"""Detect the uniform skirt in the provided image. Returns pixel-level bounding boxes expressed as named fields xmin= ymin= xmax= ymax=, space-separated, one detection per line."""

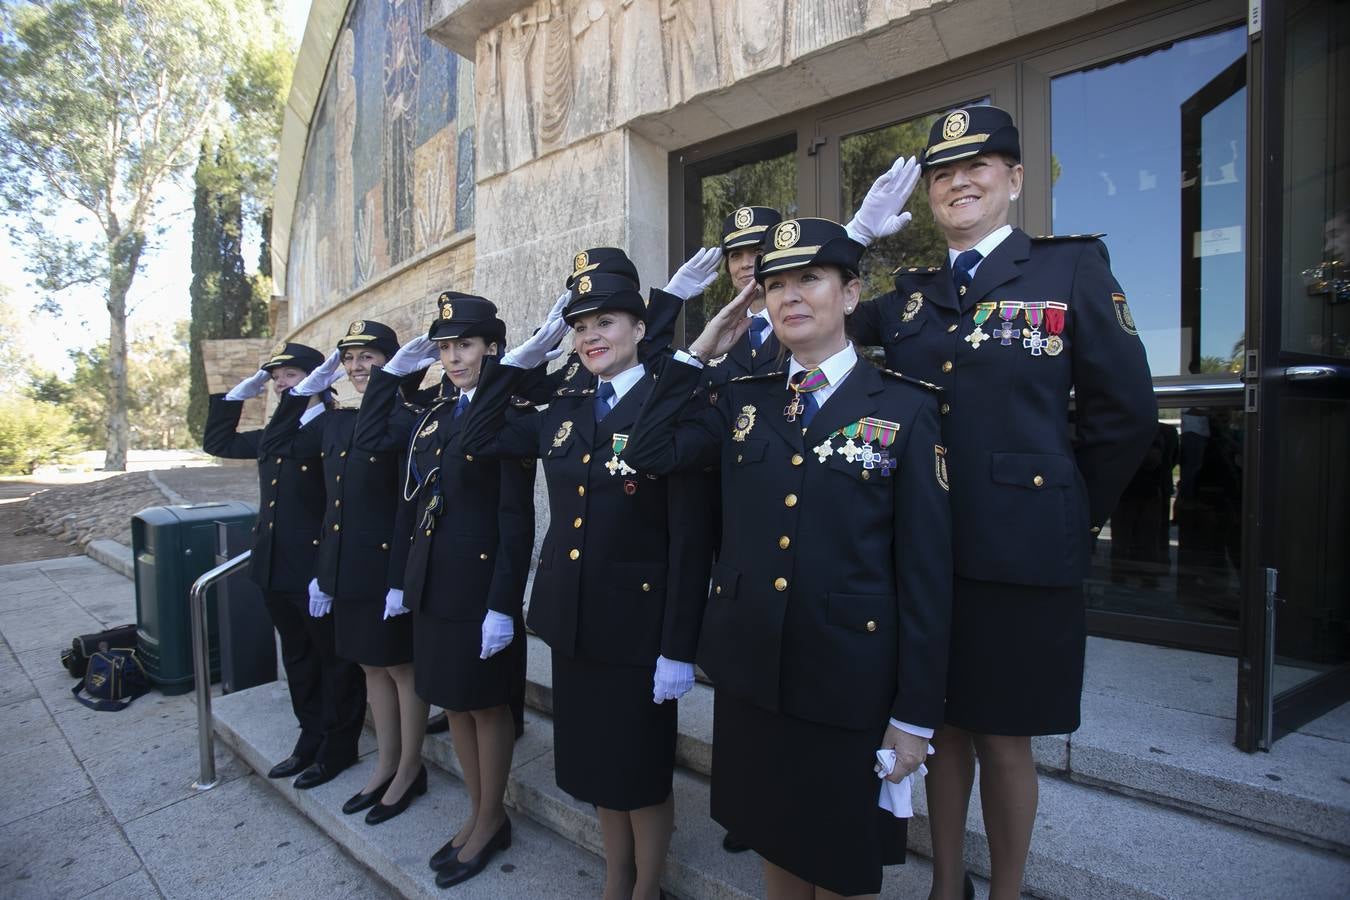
xmin=551 ymin=650 xmax=676 ymax=811
xmin=414 ymin=610 xmax=524 ymax=714
xmin=710 ymin=691 xmax=906 ymax=897
xmin=944 ymin=578 xmax=1086 ymax=735
xmin=334 ymin=594 xmax=414 ymax=668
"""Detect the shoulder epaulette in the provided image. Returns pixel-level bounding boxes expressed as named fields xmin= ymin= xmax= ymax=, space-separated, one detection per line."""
xmin=555 ymin=386 xmax=595 ymax=397
xmin=510 ymin=395 xmax=534 ymax=408
xmin=730 ymin=371 xmax=785 ymax=383
xmin=1031 ymin=232 xmax=1105 ymax=241
xmin=880 ymin=368 xmax=943 ymax=393
xmin=891 ymin=264 xmax=943 ymax=276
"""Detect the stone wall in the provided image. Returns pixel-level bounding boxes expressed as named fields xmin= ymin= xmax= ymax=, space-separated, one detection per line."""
xmin=201 ymin=338 xmax=275 ymax=430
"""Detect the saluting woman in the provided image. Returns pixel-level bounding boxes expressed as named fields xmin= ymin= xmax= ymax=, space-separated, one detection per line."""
xmin=259 ymin=320 xmax=430 ymax=824
xmin=624 ymin=217 xmax=954 ymax=900
xmin=352 ymin=293 xmax=535 ymax=887
xmin=202 ymin=343 xmax=366 ymax=786
xmin=459 ymin=274 xmax=713 ymax=900
xmin=845 ymin=107 xmax=1156 ymax=900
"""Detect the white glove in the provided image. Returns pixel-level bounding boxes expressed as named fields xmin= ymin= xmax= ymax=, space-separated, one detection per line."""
xmin=225 ymin=369 xmax=271 ymax=401
xmin=844 ymin=155 xmax=921 ymax=246
xmin=383 ymin=588 xmax=409 ymax=620
xmin=652 ymin=655 xmax=696 ymax=703
xmin=307 ymin=578 xmax=332 ymax=617
xmin=383 ymin=336 xmax=438 ymax=377
xmin=662 ymin=247 xmax=723 ymax=300
xmin=479 ymin=609 xmax=515 ymax=659
xmin=502 ymin=292 xmax=571 ymax=369
xmin=295 ymin=349 xmax=345 ymax=396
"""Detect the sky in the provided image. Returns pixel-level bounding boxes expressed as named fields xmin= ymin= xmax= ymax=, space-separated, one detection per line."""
xmin=1 ymin=0 xmax=313 ymax=379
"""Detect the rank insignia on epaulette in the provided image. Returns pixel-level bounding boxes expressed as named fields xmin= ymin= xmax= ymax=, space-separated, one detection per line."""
xmin=731 ymin=405 xmax=756 ymax=442
xmin=1032 ymin=232 xmax=1106 ymax=241
xmin=892 ymin=264 xmax=941 ymax=275
xmin=552 ymin=421 xmax=573 ymax=447
xmin=417 ymin=420 xmax=439 ymax=439
xmin=935 ymin=444 xmax=950 ymax=491
xmin=706 ymin=354 xmax=727 ymax=367
xmin=510 ymin=396 xmax=533 ymax=408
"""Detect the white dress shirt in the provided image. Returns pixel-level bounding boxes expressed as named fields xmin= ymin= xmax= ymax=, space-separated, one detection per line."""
xmin=948 ymin=223 xmax=1013 ymax=278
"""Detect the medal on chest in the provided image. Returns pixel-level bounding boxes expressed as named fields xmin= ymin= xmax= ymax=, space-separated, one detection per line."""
xmin=1044 ymin=302 xmax=1067 ymax=356
xmin=1022 ymin=303 xmax=1047 ymax=356
xmin=995 ymin=302 xmax=1023 ymax=346
xmin=606 ymin=433 xmax=637 ymax=477
xmin=965 ymin=302 xmax=997 ymax=349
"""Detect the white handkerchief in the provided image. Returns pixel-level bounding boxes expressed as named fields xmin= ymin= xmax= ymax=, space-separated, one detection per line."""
xmin=875 ymin=744 xmax=935 ymax=819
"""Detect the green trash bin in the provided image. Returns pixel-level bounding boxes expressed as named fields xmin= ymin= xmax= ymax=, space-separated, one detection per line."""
xmin=132 ymin=502 xmax=257 ymax=695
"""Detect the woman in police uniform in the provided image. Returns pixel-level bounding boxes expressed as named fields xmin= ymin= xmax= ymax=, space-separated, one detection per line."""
xmin=260 ymin=320 xmax=431 ymax=825
xmin=353 ymin=294 xmax=535 ymax=886
xmin=845 ymin=107 xmax=1156 ymax=900
xmin=625 ymin=217 xmax=953 ymax=899
xmin=203 ymin=343 xmax=366 ymax=785
xmin=699 ymin=205 xmax=784 ymax=389
xmin=459 ymin=275 xmax=713 ymax=900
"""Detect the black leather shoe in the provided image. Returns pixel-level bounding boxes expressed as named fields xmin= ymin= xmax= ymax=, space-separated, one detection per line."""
xmin=426 ymin=712 xmax=450 ymax=734
xmin=268 ymin=754 xmax=313 ymax=779
xmin=722 ymin=832 xmax=750 ymax=853
xmin=292 ymin=758 xmax=355 ymax=790
xmin=434 ymin=817 xmax=512 ymax=887
xmin=429 ymin=834 xmax=465 ymax=872
xmin=342 ymin=773 xmax=396 ymax=815
xmin=365 ymin=765 xmax=427 ymax=825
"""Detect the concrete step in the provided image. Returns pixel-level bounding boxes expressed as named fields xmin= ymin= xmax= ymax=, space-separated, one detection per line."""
xmin=522 ymin=635 xmax=1350 ymax=854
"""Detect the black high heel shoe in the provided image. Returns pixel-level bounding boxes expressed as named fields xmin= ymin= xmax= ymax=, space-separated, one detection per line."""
xmin=342 ymin=772 xmax=396 ymax=815
xmin=364 ymin=765 xmax=427 ymax=825
xmin=434 ymin=817 xmax=512 ymax=887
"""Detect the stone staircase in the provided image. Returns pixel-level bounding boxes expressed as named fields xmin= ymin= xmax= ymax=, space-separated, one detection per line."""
xmin=212 ymin=635 xmax=1350 ymax=899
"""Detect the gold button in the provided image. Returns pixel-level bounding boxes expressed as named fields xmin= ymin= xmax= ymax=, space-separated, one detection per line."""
xmin=300 ymin=465 xmax=308 ymax=472
xmin=312 ymin=538 xmax=319 ymax=546
xmin=862 ymin=470 xmax=870 ymax=480
xmin=715 ymin=585 xmax=722 ymax=595
xmin=866 ymin=620 xmax=877 ymax=632
xmin=940 ymin=403 xmax=951 ymax=415
xmin=1033 ymin=475 xmax=1045 ymax=487
xmin=334 ymin=499 xmax=341 ymax=507
xmin=947 ymin=323 xmax=958 ymax=333
xmin=465 ymin=454 xmax=474 ymax=461
xmin=380 ymin=542 xmax=389 ymax=551
xmin=270 ymin=478 xmax=278 ymax=486
xmin=320 ymin=452 xmax=326 ymax=458
xmin=332 ymin=524 xmax=340 ymax=532
xmin=435 ymin=448 xmax=442 ymax=455
xmin=641 ymin=583 xmax=651 ymax=592
xmin=736 ymin=454 xmax=743 ymax=463
xmin=269 ymin=523 xmax=274 ymax=529
xmin=573 ymin=517 xmax=583 ymax=528
xmin=577 ymin=485 xmax=585 ymax=497
xmin=480 ymin=553 xmax=489 ymax=560
xmin=784 ymin=493 xmax=797 ymax=508
xmin=276 ymin=457 xmax=283 ymax=464
xmin=778 ymin=536 xmax=790 ymax=550
xmin=581 ymin=453 xmax=591 ymax=464
xmin=335 ymin=475 xmax=342 ymax=482
xmin=369 ymin=456 xmax=376 ymax=463
xmin=426 ymin=529 xmax=433 ymax=536
xmin=340 ymin=450 xmax=347 ymax=457
xmin=773 ymin=577 xmax=788 ymax=592
xmin=1090 ymin=525 xmax=1102 ymax=534
xmin=267 ymin=500 xmax=275 ymax=508
xmin=942 ymin=360 xmax=953 ymax=373
xmin=569 ymin=549 xmax=580 ymax=560
xmin=790 ymin=454 xmax=803 ymax=467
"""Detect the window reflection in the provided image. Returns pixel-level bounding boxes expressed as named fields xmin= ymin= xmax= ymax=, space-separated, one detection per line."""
xmin=1089 ymin=406 xmax=1243 ymax=628
xmin=1052 ymin=26 xmax=1247 ymax=377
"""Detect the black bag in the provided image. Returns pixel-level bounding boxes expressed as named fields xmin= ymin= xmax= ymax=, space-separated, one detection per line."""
xmin=72 ymin=648 xmax=150 ymax=711
xmin=60 ymin=624 xmax=137 ymax=678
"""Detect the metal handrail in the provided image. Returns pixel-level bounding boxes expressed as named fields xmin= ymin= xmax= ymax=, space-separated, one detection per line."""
xmin=189 ymin=550 xmax=252 ymax=791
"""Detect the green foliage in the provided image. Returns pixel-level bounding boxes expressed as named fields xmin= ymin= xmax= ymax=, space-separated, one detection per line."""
xmin=58 ymin=324 xmax=192 ymax=449
xmin=0 ymin=395 xmax=78 ymax=474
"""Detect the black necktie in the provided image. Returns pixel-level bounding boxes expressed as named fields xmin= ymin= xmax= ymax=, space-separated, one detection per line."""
xmin=952 ymin=248 xmax=983 ymax=298
xmin=594 ymin=381 xmax=615 ymax=422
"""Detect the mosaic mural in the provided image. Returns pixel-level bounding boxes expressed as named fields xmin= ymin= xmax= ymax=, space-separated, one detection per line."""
xmin=286 ymin=0 xmax=475 ymax=326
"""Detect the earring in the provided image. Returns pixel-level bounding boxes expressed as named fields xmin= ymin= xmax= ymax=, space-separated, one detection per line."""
xmin=1010 ymin=193 xmax=1019 ymax=201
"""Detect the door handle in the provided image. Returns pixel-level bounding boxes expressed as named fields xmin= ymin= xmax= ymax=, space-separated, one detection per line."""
xmin=1283 ymin=365 xmax=1350 ymax=383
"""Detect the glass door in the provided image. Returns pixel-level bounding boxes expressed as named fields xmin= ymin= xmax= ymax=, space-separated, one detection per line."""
xmin=1239 ymin=0 xmax=1350 ymax=751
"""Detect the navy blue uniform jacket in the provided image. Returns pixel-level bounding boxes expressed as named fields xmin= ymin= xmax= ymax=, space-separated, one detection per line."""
xmin=625 ymin=358 xmax=953 ymax=731
xmin=848 ymin=229 xmax=1156 ymax=588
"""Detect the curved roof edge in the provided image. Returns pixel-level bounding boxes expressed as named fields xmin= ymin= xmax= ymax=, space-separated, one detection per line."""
xmin=270 ymin=0 xmax=350 ymax=300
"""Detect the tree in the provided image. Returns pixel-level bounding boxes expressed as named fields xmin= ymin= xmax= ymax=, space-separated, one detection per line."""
xmin=130 ymin=320 xmax=191 ymax=449
xmin=0 ymin=0 xmax=276 ymax=471
xmin=0 ymin=395 xmax=78 ymax=474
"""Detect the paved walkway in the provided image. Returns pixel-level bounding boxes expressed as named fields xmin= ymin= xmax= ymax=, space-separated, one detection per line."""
xmin=0 ymin=555 xmax=391 ymax=900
